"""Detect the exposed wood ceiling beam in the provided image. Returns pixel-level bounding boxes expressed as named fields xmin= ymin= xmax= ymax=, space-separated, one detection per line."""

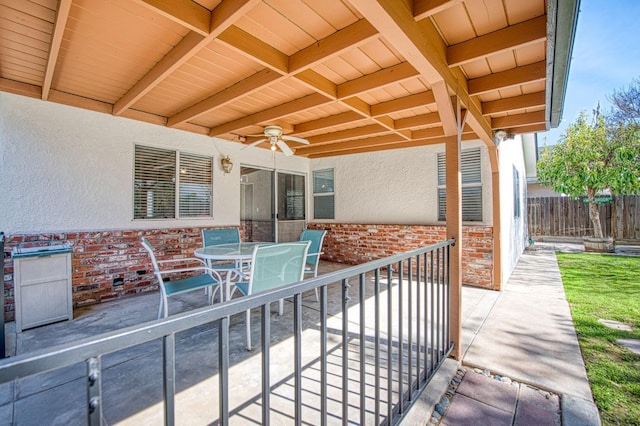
xmin=507 ymin=123 xmax=547 ymax=134
xmin=491 ymin=111 xmax=546 ymax=129
xmin=218 ymin=26 xmax=289 ymax=73
xmin=303 ymin=130 xmax=477 ymax=158
xmin=413 ymin=0 xmax=464 ymax=21
xmin=294 ymin=70 xmax=338 ymax=99
xmin=113 ymin=0 xmax=258 ymax=115
xmin=395 ymin=112 xmax=440 ymax=130
xmin=217 ymin=23 xmax=413 ymax=140
xmin=138 ymin=0 xmax=211 ymax=36
xmin=42 ymin=0 xmax=71 ymax=101
xmin=167 ymin=69 xmax=282 ymax=127
xmin=371 ymin=91 xmax=436 ymax=116
xmin=411 ymin=126 xmax=444 ymax=139
xmin=447 ymin=16 xmax=547 ymax=67
xmin=295 ymin=133 xmax=404 ymax=156
xmin=294 ymin=111 xmax=366 ymax=134
xmin=0 ymin=78 xmax=41 ymax=98
xmin=289 ymin=20 xmax=379 ymax=73
xmin=482 ymin=91 xmax=546 ymax=115
xmin=306 ymin=124 xmax=388 ymax=144
xmin=208 ymin=93 xmax=331 ymax=136
xmin=325 ymin=132 xmax=477 ymax=158
xmin=347 ymin=0 xmax=494 ymax=145
xmin=337 ymin=62 xmax=418 ymax=98
xmin=468 ymin=61 xmax=546 ymax=96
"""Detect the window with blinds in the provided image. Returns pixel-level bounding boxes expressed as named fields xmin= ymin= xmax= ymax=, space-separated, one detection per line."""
xmin=313 ymin=168 xmax=334 ymax=219
xmin=134 ymin=145 xmax=212 ymax=219
xmin=437 ymin=148 xmax=483 ymax=221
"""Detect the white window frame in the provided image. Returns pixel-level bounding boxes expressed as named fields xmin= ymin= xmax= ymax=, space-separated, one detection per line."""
xmin=312 ymin=168 xmax=335 ymax=220
xmin=437 ymin=148 xmax=483 ymax=222
xmin=133 ymin=144 xmax=213 ymax=220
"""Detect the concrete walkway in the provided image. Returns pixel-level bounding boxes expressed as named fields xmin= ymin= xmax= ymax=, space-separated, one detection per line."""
xmin=403 ymin=245 xmax=602 ymax=425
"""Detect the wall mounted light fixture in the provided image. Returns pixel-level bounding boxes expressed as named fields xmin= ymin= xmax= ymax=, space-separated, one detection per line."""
xmin=220 ymin=156 xmax=233 ymax=174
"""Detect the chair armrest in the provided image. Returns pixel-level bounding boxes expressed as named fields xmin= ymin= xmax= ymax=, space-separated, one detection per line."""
xmin=225 ymin=267 xmax=249 ymax=283
xmin=157 ymin=257 xmax=207 ymax=267
xmin=157 ymin=266 xmax=223 ymax=282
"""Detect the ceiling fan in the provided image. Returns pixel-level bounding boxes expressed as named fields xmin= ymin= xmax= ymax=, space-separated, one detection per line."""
xmin=241 ymin=125 xmax=309 ymax=156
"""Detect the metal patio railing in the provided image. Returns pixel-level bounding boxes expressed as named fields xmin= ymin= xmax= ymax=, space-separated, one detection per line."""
xmin=0 ymin=240 xmax=454 ymax=425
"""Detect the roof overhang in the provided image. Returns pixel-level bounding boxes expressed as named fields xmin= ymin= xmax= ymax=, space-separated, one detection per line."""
xmin=0 ymin=0 xmax=581 ymax=157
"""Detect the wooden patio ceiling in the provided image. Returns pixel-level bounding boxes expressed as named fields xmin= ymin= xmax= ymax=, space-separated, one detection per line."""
xmin=0 ymin=0 xmax=570 ymax=158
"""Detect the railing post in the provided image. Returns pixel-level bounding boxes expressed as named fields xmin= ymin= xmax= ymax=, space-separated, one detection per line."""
xmin=445 ymin=110 xmax=463 ymax=360
xmin=87 ymin=357 xmax=102 ymax=426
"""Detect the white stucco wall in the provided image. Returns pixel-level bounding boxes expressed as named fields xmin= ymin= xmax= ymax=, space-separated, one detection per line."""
xmin=498 ymin=135 xmax=528 ymax=283
xmin=2 ymin=91 xmax=514 ymax=252
xmin=0 ymin=92 xmax=307 ymax=234
xmin=310 ymin=140 xmax=493 ymax=225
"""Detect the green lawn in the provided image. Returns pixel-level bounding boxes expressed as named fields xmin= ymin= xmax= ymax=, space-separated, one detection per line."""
xmin=556 ymin=253 xmax=640 ymax=426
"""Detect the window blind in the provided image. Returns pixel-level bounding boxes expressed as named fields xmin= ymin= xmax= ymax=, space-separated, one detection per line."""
xmin=179 ymin=152 xmax=212 ymax=217
xmin=134 ymin=145 xmax=176 ymax=219
xmin=134 ymin=145 xmax=213 ymax=219
xmin=437 ymin=148 xmax=482 ymax=222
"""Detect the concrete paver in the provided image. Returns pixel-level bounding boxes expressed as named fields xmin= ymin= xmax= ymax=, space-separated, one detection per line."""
xmin=442 ymin=393 xmax=513 ymax=426
xmin=514 ymin=384 xmax=560 ymax=426
xmin=455 ymin=371 xmax=517 ymax=413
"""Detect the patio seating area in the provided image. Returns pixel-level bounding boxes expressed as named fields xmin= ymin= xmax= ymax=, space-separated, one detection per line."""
xmin=1 ymin=246 xmax=602 ymax=425
xmin=1 ymin=242 xmax=456 ymax=425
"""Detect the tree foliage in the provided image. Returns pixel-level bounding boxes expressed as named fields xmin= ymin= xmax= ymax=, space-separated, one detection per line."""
xmin=537 ymin=109 xmax=640 ymax=238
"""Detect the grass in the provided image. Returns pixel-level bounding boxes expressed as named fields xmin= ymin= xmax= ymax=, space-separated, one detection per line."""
xmin=556 ymin=253 xmax=640 ymax=426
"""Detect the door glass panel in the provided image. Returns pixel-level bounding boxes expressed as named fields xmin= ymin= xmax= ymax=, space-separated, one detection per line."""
xmin=277 ymin=172 xmax=306 ymax=242
xmin=241 ymin=167 xmax=274 ymax=242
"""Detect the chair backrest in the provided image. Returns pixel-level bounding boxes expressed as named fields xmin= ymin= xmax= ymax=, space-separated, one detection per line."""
xmin=202 ymin=228 xmax=240 ymax=247
xmin=299 ymin=229 xmax=327 ymax=266
xmin=248 ymin=242 xmax=310 ymax=295
xmin=141 ymin=238 xmax=166 ymax=287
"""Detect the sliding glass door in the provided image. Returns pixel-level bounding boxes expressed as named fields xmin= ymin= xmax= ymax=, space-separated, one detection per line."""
xmin=240 ymin=166 xmax=306 ymax=242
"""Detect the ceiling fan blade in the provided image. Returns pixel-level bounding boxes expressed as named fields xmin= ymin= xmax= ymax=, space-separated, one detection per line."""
xmin=281 ymin=134 xmax=309 ymax=145
xmin=276 ymin=140 xmax=294 ymax=156
xmin=241 ymin=138 xmax=267 ymax=150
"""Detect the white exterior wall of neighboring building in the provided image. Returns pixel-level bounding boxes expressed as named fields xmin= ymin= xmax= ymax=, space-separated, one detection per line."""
xmin=498 ymin=134 xmax=530 ymax=283
xmin=0 ymin=92 xmax=308 ymax=234
xmin=309 ymin=140 xmax=493 ymax=225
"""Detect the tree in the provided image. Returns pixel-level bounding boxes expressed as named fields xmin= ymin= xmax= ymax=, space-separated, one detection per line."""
xmin=609 ymin=77 xmax=640 ymax=126
xmin=537 ymin=109 xmax=640 ymax=240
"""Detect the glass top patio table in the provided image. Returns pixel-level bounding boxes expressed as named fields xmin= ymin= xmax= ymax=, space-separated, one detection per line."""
xmin=194 ymin=242 xmax=274 ymax=301
xmin=194 ymin=242 xmax=274 ymax=262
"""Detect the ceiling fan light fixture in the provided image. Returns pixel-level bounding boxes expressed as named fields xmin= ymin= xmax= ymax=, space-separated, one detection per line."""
xmin=240 ymin=125 xmax=309 ymax=156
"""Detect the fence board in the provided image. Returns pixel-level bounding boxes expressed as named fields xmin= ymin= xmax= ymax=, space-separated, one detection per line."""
xmin=527 ymin=196 xmax=640 ymax=241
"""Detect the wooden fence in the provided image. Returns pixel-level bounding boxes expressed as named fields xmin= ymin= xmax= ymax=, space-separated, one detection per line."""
xmin=527 ymin=195 xmax=640 ymax=242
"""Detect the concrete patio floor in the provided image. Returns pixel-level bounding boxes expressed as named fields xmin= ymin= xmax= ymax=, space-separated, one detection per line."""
xmin=1 ymin=246 xmax=603 ymax=425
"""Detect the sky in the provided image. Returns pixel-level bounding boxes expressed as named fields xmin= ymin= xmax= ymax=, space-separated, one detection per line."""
xmin=538 ymin=0 xmax=640 ymax=147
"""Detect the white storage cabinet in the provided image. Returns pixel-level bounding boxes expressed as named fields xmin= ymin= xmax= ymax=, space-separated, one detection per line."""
xmin=12 ymin=244 xmax=73 ymax=332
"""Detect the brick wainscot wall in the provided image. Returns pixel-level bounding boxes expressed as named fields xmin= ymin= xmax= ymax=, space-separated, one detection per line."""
xmin=2 ymin=224 xmax=493 ymax=322
xmin=307 ymin=223 xmax=493 ymax=289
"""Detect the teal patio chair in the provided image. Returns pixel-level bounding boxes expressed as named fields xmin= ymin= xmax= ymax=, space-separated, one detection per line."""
xmin=201 ymin=228 xmax=242 ymax=273
xmin=141 ymin=238 xmax=223 ymax=319
xmin=299 ymin=229 xmax=327 ymax=301
xmin=202 ymin=228 xmax=240 ymax=246
xmin=228 ymin=242 xmax=310 ymax=350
